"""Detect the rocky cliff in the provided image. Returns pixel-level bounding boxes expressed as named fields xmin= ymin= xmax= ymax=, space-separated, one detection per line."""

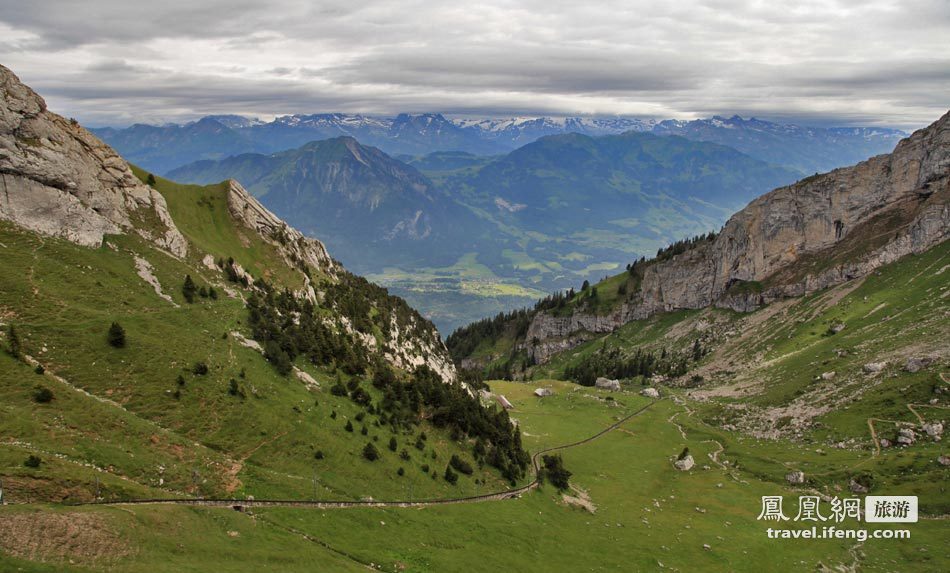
xmin=0 ymin=64 xmax=187 ymax=256
xmin=0 ymin=63 xmax=456 ymax=382
xmin=525 ymin=111 xmax=949 ymax=363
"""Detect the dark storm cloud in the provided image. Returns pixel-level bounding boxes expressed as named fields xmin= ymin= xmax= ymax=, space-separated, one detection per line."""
xmin=0 ymin=0 xmax=946 ymax=128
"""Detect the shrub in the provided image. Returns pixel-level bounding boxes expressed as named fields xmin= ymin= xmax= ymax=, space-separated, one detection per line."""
xmin=5 ymin=324 xmax=20 ymax=359
xmin=362 ymin=442 xmax=380 ymax=461
xmin=330 ymin=381 xmax=348 ymax=397
xmin=108 ymin=322 xmax=126 ymax=348
xmin=192 ymin=361 xmax=209 ymax=376
xmin=314 ymin=450 xmax=325 ymax=460
xmin=444 ymin=465 xmax=458 ymax=484
xmin=397 ymin=467 xmax=405 ymax=477
xmin=361 ymin=426 xmax=368 ymax=436
xmin=24 ymin=455 xmax=41 ymax=468
xmin=400 ymin=449 xmax=411 ymax=461
xmin=146 ymin=173 xmax=156 ymax=185
xmin=449 ymin=454 xmax=473 ymax=475
xmin=330 ymin=411 xmax=337 ymax=419
xmin=177 ymin=375 xmax=186 ymax=386
xmin=388 ymin=437 xmax=398 ymax=452
xmin=34 ymin=364 xmax=45 ymax=375
xmin=33 ymin=386 xmax=54 ymax=403
xmin=541 ymin=454 xmax=571 ymax=491
xmin=345 ymin=420 xmax=354 ymax=432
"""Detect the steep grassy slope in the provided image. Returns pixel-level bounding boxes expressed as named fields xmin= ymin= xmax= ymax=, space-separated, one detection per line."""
xmin=0 ymin=161 xmax=526 ymax=509
xmin=0 ymin=211 xmax=510 ymax=503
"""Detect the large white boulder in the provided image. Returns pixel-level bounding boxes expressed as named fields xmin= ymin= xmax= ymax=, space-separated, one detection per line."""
xmin=595 ymin=377 xmax=621 ymax=391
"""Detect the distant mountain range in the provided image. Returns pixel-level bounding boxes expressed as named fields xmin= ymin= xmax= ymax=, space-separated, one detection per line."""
xmin=167 ymin=137 xmax=474 ymax=270
xmin=167 ymin=131 xmax=800 ymax=333
xmin=92 ymin=113 xmax=905 ymax=175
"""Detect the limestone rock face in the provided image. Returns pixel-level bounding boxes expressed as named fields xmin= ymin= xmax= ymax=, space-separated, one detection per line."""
xmin=0 ymin=64 xmax=186 ymax=256
xmin=525 ymin=111 xmax=949 ymax=364
xmin=225 ymin=179 xmax=333 ymax=273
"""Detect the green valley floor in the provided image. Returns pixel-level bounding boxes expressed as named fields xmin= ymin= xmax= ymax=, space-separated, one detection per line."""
xmin=3 ymin=378 xmax=947 ymax=572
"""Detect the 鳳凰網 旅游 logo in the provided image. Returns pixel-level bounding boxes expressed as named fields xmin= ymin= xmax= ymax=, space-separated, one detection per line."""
xmin=756 ymin=495 xmax=916 ymax=541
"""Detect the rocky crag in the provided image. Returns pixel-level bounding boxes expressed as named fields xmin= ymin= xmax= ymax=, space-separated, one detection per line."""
xmin=0 ymin=65 xmax=187 ymax=256
xmin=524 ymin=112 xmax=949 ymax=363
xmin=0 ymin=63 xmax=455 ymax=381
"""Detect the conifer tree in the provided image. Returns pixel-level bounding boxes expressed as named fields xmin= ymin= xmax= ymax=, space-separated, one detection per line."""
xmin=182 ymin=275 xmax=198 ymax=303
xmin=108 ymin=322 xmax=126 ymax=348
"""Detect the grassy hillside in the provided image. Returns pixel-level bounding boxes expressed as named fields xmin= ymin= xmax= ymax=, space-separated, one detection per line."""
xmin=0 ymin=170 xmax=521 ymax=507
xmin=4 ymin=378 xmax=946 ymax=571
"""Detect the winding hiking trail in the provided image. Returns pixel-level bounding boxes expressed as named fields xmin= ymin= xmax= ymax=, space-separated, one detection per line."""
xmin=66 ymin=401 xmax=657 ymax=510
xmin=867 ymin=372 xmax=949 ymax=455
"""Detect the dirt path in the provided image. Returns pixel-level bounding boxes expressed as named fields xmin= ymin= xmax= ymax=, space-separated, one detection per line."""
xmin=222 ymin=431 xmax=289 ymax=494
xmin=62 ymin=401 xmax=658 ymax=510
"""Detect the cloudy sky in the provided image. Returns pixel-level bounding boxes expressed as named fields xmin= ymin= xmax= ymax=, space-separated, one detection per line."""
xmin=1 ymin=0 xmax=947 ymax=128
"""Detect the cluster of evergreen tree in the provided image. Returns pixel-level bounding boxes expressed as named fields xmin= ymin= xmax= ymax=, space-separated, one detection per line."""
xmin=371 ymin=365 xmax=531 ymax=485
xmin=563 ymin=343 xmax=699 ymax=386
xmin=247 ymin=284 xmax=369 ymax=376
xmin=445 ymin=307 xmax=533 ymax=362
xmin=540 ymin=454 xmax=571 ymax=491
xmin=324 ymin=271 xmax=436 ymax=343
xmin=652 ymin=231 xmax=718 ymax=263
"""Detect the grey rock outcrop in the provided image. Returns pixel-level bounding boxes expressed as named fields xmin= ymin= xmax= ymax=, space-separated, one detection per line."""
xmin=863 ymin=362 xmax=887 ymax=374
xmin=595 ymin=377 xmax=621 ymax=391
xmin=923 ymin=422 xmax=943 ymax=440
xmin=674 ymin=455 xmax=695 ymax=471
xmin=524 ymin=111 xmax=949 ymax=364
xmin=904 ymin=356 xmax=933 ymax=373
xmin=225 ymin=179 xmax=333 ymax=272
xmin=785 ymin=471 xmax=805 ymax=485
xmin=849 ymin=478 xmax=869 ymax=494
xmin=0 ymin=64 xmax=187 ymax=256
xmin=641 ymin=387 xmax=660 ymax=398
xmin=897 ymin=428 xmax=916 ymax=445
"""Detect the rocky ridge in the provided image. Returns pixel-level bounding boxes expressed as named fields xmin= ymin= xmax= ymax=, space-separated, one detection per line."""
xmin=525 ymin=111 xmax=949 ymax=364
xmin=0 ymin=64 xmax=187 ymax=256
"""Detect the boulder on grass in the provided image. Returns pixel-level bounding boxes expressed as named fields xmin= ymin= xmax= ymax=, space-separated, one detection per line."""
xmin=785 ymin=471 xmax=805 ymax=485
xmin=674 ymin=455 xmax=695 ymax=471
xmin=640 ymin=387 xmax=660 ymax=398
xmin=595 ymin=377 xmax=621 ymax=391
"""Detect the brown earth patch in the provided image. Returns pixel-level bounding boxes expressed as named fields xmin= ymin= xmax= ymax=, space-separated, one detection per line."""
xmin=0 ymin=510 xmax=133 ymax=565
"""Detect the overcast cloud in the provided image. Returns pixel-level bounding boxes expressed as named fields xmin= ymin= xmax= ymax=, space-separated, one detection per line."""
xmin=1 ymin=0 xmax=947 ymax=128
